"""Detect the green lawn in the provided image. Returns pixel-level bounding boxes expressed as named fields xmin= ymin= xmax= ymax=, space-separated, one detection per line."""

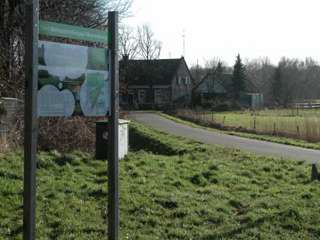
xmin=1 ymin=122 xmax=320 ymax=239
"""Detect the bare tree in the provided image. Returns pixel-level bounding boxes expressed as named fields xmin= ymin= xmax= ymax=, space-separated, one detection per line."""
xmin=204 ymin=58 xmax=220 ymax=70
xmin=119 ymin=25 xmax=139 ymax=59
xmin=137 ymin=24 xmax=162 ymax=60
xmin=40 ymin=0 xmax=133 ymax=28
xmin=246 ymin=57 xmax=320 ymax=106
xmin=245 ymin=57 xmax=275 ymax=105
xmin=190 ymin=59 xmax=229 ymax=87
xmin=190 ymin=64 xmax=206 ymax=86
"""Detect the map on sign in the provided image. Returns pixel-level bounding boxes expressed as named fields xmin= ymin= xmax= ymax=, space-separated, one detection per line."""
xmin=80 ymin=71 xmax=109 ymax=116
xmin=38 ymin=41 xmax=110 ymax=117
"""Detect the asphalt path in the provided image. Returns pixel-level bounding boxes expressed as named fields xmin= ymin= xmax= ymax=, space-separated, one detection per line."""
xmin=129 ymin=112 xmax=320 ymax=163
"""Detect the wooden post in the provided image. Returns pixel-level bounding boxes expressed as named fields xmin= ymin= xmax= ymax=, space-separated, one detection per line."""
xmin=311 ymin=163 xmax=319 ymax=181
xmin=24 ymin=1 xmax=39 ymax=239
xmin=108 ymin=11 xmax=119 ymax=240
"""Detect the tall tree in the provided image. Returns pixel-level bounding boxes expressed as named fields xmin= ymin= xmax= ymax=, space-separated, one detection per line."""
xmin=137 ymin=24 xmax=162 ymax=60
xmin=272 ymin=66 xmax=283 ymax=105
xmin=0 ymin=0 xmax=25 ymax=98
xmin=232 ymin=54 xmax=246 ymax=100
xmin=274 ymin=58 xmax=301 ymax=106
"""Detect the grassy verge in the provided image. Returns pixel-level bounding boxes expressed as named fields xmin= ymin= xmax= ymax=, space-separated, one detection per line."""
xmin=1 ymin=122 xmax=320 ymax=239
xmin=160 ymin=113 xmax=320 ymax=150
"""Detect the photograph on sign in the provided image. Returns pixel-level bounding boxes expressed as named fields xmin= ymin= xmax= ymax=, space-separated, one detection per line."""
xmin=38 ymin=41 xmax=110 ymax=117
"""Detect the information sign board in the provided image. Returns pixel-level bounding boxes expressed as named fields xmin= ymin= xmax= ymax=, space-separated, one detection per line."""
xmin=24 ymin=3 xmax=119 ymax=239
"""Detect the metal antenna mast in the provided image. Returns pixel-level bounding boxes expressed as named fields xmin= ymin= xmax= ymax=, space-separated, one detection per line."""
xmin=182 ymin=29 xmax=186 ymax=57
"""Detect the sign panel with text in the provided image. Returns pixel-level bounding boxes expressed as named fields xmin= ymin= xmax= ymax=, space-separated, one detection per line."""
xmin=38 ymin=41 xmax=110 ymax=117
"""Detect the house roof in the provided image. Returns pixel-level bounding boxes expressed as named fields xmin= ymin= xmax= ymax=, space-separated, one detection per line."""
xmin=120 ymin=58 xmax=184 ymax=86
xmin=194 ymin=72 xmax=260 ymax=94
xmin=194 ymin=72 xmax=233 ymax=94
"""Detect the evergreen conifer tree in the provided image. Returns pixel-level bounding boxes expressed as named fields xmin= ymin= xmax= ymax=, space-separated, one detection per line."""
xmin=232 ymin=54 xmax=246 ymax=100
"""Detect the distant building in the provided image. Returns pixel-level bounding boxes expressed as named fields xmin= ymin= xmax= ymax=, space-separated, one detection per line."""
xmin=193 ymin=72 xmax=232 ymax=100
xmin=193 ymin=72 xmax=264 ymax=109
xmin=120 ymin=57 xmax=193 ymax=109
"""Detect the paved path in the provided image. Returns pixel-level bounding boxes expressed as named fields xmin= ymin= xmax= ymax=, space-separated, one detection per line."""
xmin=129 ymin=112 xmax=320 ymax=163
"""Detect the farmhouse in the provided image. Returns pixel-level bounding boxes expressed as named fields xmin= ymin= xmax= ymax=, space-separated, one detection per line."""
xmin=120 ymin=57 xmax=193 ymax=109
xmin=194 ymin=72 xmax=264 ymax=108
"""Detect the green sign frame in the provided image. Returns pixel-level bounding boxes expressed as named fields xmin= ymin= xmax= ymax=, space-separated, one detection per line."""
xmin=39 ymin=20 xmax=110 ymax=44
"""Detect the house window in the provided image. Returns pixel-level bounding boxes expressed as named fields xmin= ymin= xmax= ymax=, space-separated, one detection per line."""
xmin=154 ymin=89 xmax=162 ymax=104
xmin=155 ymin=89 xmax=162 ymax=97
xmin=138 ymin=90 xmax=146 ymax=103
xmin=178 ymin=76 xmax=192 ymax=85
xmin=184 ymin=76 xmax=188 ymax=84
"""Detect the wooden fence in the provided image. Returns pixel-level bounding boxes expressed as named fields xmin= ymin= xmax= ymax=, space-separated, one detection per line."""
xmin=292 ymin=100 xmax=320 ymax=109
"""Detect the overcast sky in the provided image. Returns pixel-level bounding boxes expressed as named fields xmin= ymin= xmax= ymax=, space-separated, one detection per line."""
xmin=123 ymin=0 xmax=320 ymax=67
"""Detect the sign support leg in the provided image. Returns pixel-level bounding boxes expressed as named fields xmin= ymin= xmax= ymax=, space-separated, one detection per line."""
xmin=108 ymin=11 xmax=119 ymax=240
xmin=24 ymin=1 xmax=39 ymax=239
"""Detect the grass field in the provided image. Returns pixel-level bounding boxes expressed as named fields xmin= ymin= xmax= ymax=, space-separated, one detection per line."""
xmin=176 ymin=109 xmax=320 ymax=143
xmin=160 ymin=112 xmax=320 ymax=150
xmin=1 ymin=122 xmax=320 ymax=239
